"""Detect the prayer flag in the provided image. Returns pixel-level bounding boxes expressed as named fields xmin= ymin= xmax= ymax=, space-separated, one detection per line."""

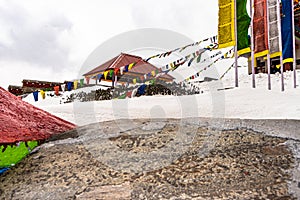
xmin=281 ymin=0 xmax=294 ymax=63
xmin=151 ymin=71 xmax=156 ymax=77
xmin=237 ymin=0 xmax=251 ymax=55
xmin=104 ymin=71 xmax=109 ymax=80
xmin=128 ymin=62 xmax=136 ymax=70
xmin=114 ymin=68 xmax=119 ymax=75
xmin=125 ymin=65 xmax=129 ymax=72
xmin=33 ymin=91 xmax=39 ymax=102
xmin=253 ymin=0 xmax=269 ymax=57
xmin=54 ymin=86 xmax=60 ymax=96
xmin=61 ymin=84 xmax=66 ymax=92
xmin=40 ymin=90 xmax=45 ymax=99
xmin=80 ymin=79 xmax=84 ymax=86
xmin=73 ymin=80 xmax=78 ymax=90
xmin=85 ymin=77 xmax=90 ymax=85
xmin=97 ymin=74 xmax=103 ymax=81
xmin=120 ymin=66 xmax=125 ymax=75
xmin=218 ymin=0 xmax=235 ymax=48
xmin=67 ymin=82 xmax=73 ymax=91
xmin=109 ymin=69 xmax=114 ymax=78
xmin=268 ymin=0 xmax=281 ymax=56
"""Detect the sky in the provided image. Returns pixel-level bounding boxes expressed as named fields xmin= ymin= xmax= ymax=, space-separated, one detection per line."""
xmin=0 ymin=0 xmax=220 ymax=89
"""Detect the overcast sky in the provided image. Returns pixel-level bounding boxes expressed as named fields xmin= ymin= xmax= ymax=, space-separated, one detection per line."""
xmin=0 ymin=0 xmax=219 ymax=89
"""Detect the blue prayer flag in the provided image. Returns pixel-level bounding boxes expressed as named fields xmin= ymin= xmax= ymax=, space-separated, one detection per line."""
xmin=33 ymin=91 xmax=39 ymax=102
xmin=281 ymin=0 xmax=294 ymax=63
xmin=67 ymin=82 xmax=73 ymax=91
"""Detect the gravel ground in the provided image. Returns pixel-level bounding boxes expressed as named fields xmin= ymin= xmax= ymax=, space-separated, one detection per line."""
xmin=0 ymin=118 xmax=299 ymax=200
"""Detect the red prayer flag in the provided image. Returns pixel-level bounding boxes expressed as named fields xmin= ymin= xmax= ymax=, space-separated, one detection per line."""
xmin=253 ymin=0 xmax=269 ymax=57
xmin=126 ymin=91 xmax=132 ymax=98
xmin=54 ymin=86 xmax=60 ymax=96
xmin=114 ymin=68 xmax=119 ymax=75
xmin=85 ymin=77 xmax=90 ymax=85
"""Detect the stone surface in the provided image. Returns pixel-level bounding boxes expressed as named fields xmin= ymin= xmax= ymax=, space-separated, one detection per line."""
xmin=0 ymin=118 xmax=299 ymax=199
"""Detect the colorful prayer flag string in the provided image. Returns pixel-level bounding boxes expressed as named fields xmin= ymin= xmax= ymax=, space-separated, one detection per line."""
xmin=183 ymin=48 xmax=234 ymax=82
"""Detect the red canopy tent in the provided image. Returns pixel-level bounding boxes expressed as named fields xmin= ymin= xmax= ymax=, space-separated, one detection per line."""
xmin=0 ymin=87 xmax=75 ymax=145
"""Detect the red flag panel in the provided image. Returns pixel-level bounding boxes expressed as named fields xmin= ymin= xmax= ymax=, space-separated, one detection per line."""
xmin=253 ymin=0 xmax=269 ymax=55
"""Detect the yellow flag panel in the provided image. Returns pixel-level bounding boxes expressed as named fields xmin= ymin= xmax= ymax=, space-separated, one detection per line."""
xmin=218 ymin=0 xmax=236 ymax=49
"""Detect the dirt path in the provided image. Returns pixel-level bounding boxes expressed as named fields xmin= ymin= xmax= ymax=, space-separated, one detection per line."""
xmin=0 ymin=118 xmax=299 ymax=199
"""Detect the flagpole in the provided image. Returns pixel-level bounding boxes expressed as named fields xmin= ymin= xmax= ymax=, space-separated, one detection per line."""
xmin=277 ymin=0 xmax=284 ymax=91
xmin=291 ymin=0 xmax=297 ymax=88
xmin=250 ymin=0 xmax=256 ymax=88
xmin=266 ymin=0 xmax=271 ymax=90
xmin=234 ymin=0 xmax=239 ymax=87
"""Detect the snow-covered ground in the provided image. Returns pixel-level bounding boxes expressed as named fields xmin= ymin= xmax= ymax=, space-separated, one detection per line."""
xmin=24 ymin=59 xmax=300 ymax=126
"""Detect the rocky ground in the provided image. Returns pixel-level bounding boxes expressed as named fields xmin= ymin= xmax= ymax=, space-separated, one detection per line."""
xmin=0 ymin=118 xmax=300 ymax=200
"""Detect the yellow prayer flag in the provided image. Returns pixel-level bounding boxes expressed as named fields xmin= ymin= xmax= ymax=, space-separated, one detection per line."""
xmin=218 ymin=0 xmax=235 ymax=49
xmin=104 ymin=71 xmax=109 ymax=80
xmin=128 ymin=62 xmax=135 ymax=70
xmin=40 ymin=90 xmax=45 ymax=99
xmin=133 ymin=78 xmax=136 ymax=84
xmin=151 ymin=71 xmax=155 ymax=76
xmin=170 ymin=63 xmax=174 ymax=69
xmin=73 ymin=80 xmax=78 ymax=90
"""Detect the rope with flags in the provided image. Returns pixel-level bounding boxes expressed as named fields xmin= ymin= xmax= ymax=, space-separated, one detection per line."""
xmin=83 ymin=34 xmax=244 ymax=92
xmin=183 ymin=48 xmax=234 ymax=82
xmin=115 ymin=47 xmax=235 ymax=99
xmin=161 ymin=44 xmax=219 ymax=72
xmin=84 ymin=36 xmax=219 ymax=82
xmin=145 ymin=35 xmax=218 ymax=62
xmin=133 ymin=45 xmax=224 ymax=84
xmin=129 ymin=47 xmax=234 ymax=86
xmin=219 ymin=63 xmax=235 ymax=80
xmin=86 ymin=42 xmax=220 ymax=87
xmin=127 ymin=45 xmax=225 ymax=86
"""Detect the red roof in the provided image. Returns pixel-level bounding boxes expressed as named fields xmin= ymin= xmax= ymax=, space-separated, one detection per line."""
xmin=0 ymin=87 xmax=75 ymax=144
xmin=83 ymin=53 xmax=174 ymax=81
xmin=83 ymin=55 xmax=119 ymax=77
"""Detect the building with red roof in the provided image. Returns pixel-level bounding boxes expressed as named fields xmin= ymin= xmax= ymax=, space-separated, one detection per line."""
xmin=83 ymin=53 xmax=174 ymax=84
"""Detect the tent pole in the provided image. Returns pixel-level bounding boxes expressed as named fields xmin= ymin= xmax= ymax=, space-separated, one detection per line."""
xmin=277 ymin=0 xmax=284 ymax=91
xmin=234 ymin=0 xmax=239 ymax=87
xmin=250 ymin=0 xmax=256 ymax=88
xmin=266 ymin=0 xmax=271 ymax=90
xmin=291 ymin=0 xmax=297 ymax=88
xmin=267 ymin=54 xmax=271 ymax=90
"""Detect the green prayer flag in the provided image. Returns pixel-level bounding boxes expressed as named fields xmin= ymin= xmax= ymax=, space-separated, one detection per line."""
xmin=237 ymin=0 xmax=251 ymax=53
xmin=150 ymin=79 xmax=155 ymax=85
xmin=118 ymin=94 xmax=126 ymax=99
xmin=109 ymin=70 xmax=114 ymax=78
xmin=80 ymin=79 xmax=84 ymax=86
xmin=196 ymin=54 xmax=202 ymax=63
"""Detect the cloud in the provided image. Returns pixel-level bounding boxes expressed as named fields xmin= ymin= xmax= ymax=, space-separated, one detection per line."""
xmin=0 ymin=1 xmax=73 ymax=72
xmin=129 ymin=0 xmax=218 ymax=40
xmin=0 ymin=0 xmax=219 ymax=89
